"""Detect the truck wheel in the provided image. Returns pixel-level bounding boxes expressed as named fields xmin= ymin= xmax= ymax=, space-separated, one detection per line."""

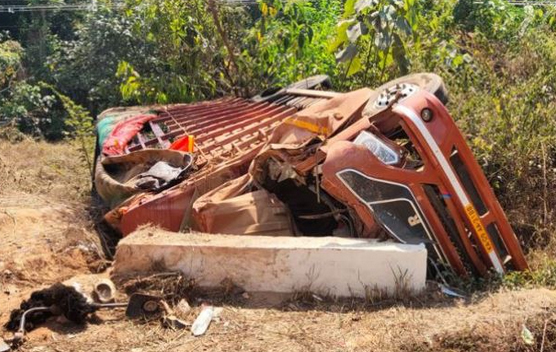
xmin=364 ymin=72 xmax=449 ymax=117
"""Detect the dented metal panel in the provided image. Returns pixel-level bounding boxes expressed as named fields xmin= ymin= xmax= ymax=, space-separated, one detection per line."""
xmin=100 ymin=98 xmax=298 ymax=234
xmin=320 ymin=89 xmax=528 ymax=276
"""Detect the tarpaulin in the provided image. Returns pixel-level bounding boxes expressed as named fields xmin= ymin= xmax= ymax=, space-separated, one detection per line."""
xmin=102 ymin=114 xmax=157 ymax=156
xmin=249 ymin=88 xmax=372 ymax=185
xmin=96 ymin=115 xmax=120 ymax=148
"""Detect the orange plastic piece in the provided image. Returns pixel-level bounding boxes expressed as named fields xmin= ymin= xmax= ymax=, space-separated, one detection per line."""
xmin=170 ymin=135 xmax=195 ymax=152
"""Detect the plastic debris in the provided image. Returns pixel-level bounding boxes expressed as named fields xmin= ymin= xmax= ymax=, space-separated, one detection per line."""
xmin=176 ymin=299 xmax=191 ymax=316
xmin=191 ymin=306 xmax=214 ymax=336
xmin=0 ymin=338 xmax=11 ymax=352
xmin=439 ymin=284 xmax=466 ymax=299
xmin=160 ymin=300 xmax=189 ymax=330
xmin=93 ymin=279 xmax=116 ymax=303
xmin=163 ymin=315 xmax=189 ymax=330
xmin=521 ymin=324 xmax=535 ymax=345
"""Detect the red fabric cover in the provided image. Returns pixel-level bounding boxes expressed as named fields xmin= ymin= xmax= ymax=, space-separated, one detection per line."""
xmin=102 ymin=114 xmax=157 ymax=156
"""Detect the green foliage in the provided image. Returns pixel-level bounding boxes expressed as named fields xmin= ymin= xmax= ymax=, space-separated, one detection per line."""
xmin=40 ymin=82 xmax=95 ymax=173
xmin=504 ymin=258 xmax=556 ymax=289
xmin=408 ymin=0 xmax=474 ymax=76
xmin=244 ymin=0 xmax=340 ymax=88
xmin=116 ymin=60 xmax=143 ymax=103
xmin=11 ymin=0 xmax=86 ymax=81
xmin=0 ymin=82 xmax=57 ymax=136
xmin=439 ymin=24 xmax=556 ymax=239
xmin=332 ymin=0 xmax=417 ymax=86
xmin=114 ymin=0 xmax=244 ymax=104
xmin=0 ymin=39 xmax=23 ymax=89
xmin=116 ymin=0 xmax=342 ymax=101
xmin=46 ymin=6 xmax=145 ymax=114
xmin=40 ymin=83 xmax=94 ymax=139
xmin=454 ymin=0 xmax=524 ymax=40
xmin=0 ymin=36 xmax=94 ymax=142
xmin=0 ymin=39 xmax=58 ymax=136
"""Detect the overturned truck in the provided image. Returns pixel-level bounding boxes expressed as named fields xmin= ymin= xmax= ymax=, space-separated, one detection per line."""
xmin=94 ymin=73 xmax=528 ymax=278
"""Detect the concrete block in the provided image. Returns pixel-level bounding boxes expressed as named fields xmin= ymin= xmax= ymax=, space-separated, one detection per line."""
xmin=113 ymin=228 xmax=427 ymax=298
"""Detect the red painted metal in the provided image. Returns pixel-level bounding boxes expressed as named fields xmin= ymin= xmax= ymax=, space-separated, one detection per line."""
xmin=320 ymin=90 xmax=527 ymax=275
xmin=103 ymin=98 xmax=298 ymax=235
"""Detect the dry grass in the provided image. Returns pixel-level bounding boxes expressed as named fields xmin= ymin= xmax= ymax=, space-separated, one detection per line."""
xmin=116 ymin=271 xmax=197 ymax=305
xmin=4 ymin=288 xmax=555 ymax=352
xmin=0 ymin=138 xmax=105 ymax=329
xmin=0 ymin=138 xmax=92 ymax=202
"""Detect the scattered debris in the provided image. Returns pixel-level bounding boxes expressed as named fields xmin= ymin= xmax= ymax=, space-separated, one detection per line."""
xmin=175 ymin=299 xmax=191 ymax=316
xmin=11 ymin=307 xmax=52 ymax=345
xmin=191 ymin=306 xmax=214 ymax=337
xmin=123 ymin=293 xmax=161 ymax=320
xmin=0 ymin=339 xmax=10 ymax=352
xmin=212 ymin=307 xmax=223 ymax=321
xmin=312 ymin=294 xmax=324 ymax=302
xmin=439 ymin=284 xmax=466 ymax=299
xmin=160 ymin=301 xmax=188 ymax=330
xmin=5 ymin=283 xmax=96 ymax=332
xmin=4 ymin=284 xmax=98 ymax=350
xmin=522 ymin=324 xmax=535 ymax=345
xmin=93 ymin=278 xmax=116 ymax=303
xmin=95 ymin=150 xmax=195 ymax=208
xmin=3 ymin=283 xmax=164 ymax=350
xmin=162 ymin=315 xmax=188 ymax=330
xmin=117 ymin=271 xmax=195 ymax=304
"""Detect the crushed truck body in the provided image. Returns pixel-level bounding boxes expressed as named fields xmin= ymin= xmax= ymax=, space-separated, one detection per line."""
xmin=94 ymin=73 xmax=528 ymax=281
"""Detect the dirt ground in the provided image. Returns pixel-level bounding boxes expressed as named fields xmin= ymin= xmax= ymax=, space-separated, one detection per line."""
xmin=1 ymin=139 xmax=556 ymax=352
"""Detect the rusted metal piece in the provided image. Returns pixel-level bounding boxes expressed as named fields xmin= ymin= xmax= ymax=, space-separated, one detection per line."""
xmin=13 ymin=307 xmax=51 ymax=343
xmin=121 ymin=99 xmax=295 ymax=156
xmin=124 ymin=293 xmax=162 ymax=320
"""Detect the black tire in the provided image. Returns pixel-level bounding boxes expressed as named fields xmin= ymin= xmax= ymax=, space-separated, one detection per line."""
xmin=252 ymin=75 xmax=332 ymax=103
xmin=364 ymin=72 xmax=449 ymax=117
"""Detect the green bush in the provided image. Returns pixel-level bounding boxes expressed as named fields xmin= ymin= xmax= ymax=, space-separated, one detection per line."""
xmin=46 ymin=7 xmax=145 ymax=114
xmin=243 ymin=0 xmax=341 ymax=90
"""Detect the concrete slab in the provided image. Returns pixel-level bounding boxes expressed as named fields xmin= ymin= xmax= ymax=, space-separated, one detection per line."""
xmin=113 ymin=228 xmax=427 ymax=298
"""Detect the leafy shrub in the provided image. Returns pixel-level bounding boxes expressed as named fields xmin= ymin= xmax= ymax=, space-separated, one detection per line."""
xmin=243 ymin=0 xmax=341 ymax=90
xmin=0 ymin=82 xmax=58 ymax=137
xmin=46 ymin=7 xmax=145 ymax=114
xmin=115 ymin=0 xmax=248 ymax=104
xmin=331 ymin=0 xmax=416 ymax=87
xmin=0 ymin=39 xmax=23 ymax=88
